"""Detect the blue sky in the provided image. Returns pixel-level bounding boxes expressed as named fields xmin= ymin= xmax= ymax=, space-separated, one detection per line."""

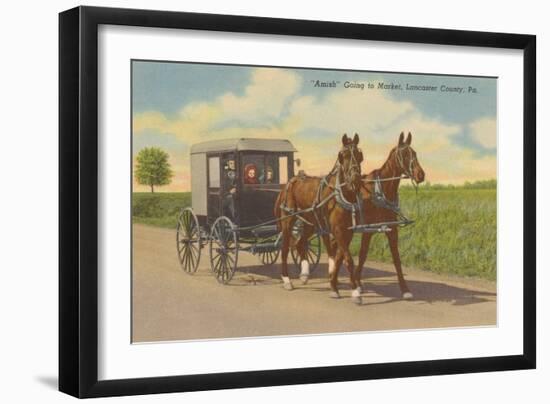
xmin=132 ymin=60 xmax=497 ymax=191
xmin=133 ymin=62 xmax=251 ymax=116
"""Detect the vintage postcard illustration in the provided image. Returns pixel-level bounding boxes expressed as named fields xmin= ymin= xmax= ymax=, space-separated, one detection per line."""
xmin=132 ymin=60 xmax=496 ymax=343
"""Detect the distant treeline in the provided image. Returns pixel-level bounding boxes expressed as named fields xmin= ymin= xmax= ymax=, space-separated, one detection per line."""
xmin=401 ymin=179 xmax=496 ymax=190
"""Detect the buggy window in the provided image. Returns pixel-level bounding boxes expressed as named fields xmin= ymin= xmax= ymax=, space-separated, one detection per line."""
xmin=264 ymin=155 xmax=279 ymax=184
xmin=221 ymin=154 xmax=237 ymax=191
xmin=242 ymin=154 xmax=264 ymax=185
xmin=242 ymin=154 xmax=286 ymax=185
xmin=208 ymin=157 xmax=220 ymax=188
xmin=278 ymin=156 xmax=288 ymax=184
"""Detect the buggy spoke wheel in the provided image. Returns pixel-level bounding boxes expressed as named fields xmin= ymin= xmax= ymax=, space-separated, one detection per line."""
xmin=258 ymin=249 xmax=280 ymax=265
xmin=212 ymin=253 xmax=223 ymax=274
xmin=290 ymin=221 xmax=321 ymax=273
xmin=176 ymin=208 xmax=202 ymax=274
xmin=209 ymin=216 xmax=238 ymax=284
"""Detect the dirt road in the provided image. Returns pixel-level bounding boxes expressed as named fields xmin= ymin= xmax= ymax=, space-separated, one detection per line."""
xmin=132 ymin=224 xmax=496 ymax=342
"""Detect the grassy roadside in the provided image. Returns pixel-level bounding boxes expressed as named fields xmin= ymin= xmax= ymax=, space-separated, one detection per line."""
xmin=349 ymin=188 xmax=496 ymax=280
xmin=132 ymin=192 xmax=191 ymax=228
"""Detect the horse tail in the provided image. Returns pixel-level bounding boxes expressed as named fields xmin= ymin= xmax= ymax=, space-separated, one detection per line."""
xmin=275 ymin=180 xmax=294 ymax=231
xmin=274 ymin=188 xmax=284 ymax=231
xmin=273 ymin=185 xmax=289 ymax=231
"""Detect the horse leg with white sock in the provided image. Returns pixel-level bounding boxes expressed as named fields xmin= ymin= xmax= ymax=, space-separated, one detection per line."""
xmin=328 ymin=254 xmax=341 ymax=299
xmin=300 ymin=260 xmax=310 ymax=285
xmin=386 ymin=230 xmax=413 ymax=300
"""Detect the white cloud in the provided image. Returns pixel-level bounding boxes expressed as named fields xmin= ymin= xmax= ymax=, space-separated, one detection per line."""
xmin=289 ymin=88 xmax=415 ymax=136
xmin=133 ymin=67 xmax=496 ymax=189
xmin=285 ymin=89 xmax=466 ymax=182
xmin=134 ymin=68 xmax=301 ymax=146
xmin=469 ymin=117 xmax=497 ymax=149
xmin=218 ymin=68 xmax=301 ymax=122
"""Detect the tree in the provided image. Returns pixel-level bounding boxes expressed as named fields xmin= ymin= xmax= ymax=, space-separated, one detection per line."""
xmin=135 ymin=147 xmax=174 ymax=193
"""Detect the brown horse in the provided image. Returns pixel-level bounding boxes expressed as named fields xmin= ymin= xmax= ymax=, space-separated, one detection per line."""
xmin=274 ymin=134 xmax=364 ymax=300
xmin=355 ymin=132 xmax=425 ymax=300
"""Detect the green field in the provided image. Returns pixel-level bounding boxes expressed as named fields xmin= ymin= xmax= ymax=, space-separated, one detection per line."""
xmin=349 ymin=188 xmax=496 ymax=280
xmin=133 ymin=186 xmax=496 ymax=280
xmin=133 ymin=192 xmax=191 ymax=228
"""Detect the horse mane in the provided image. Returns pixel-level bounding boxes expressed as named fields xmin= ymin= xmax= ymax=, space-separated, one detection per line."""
xmin=360 ymin=147 xmax=400 ymax=197
xmin=295 ymin=170 xmax=320 ymax=181
xmin=362 ymin=145 xmax=400 ymax=180
xmin=361 ymin=169 xmax=379 ymax=181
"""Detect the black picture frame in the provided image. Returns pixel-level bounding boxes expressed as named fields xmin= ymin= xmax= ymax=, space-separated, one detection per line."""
xmin=59 ymin=5 xmax=536 ymax=398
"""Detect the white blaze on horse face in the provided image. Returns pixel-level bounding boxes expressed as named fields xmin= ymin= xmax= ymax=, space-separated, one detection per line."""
xmin=328 ymin=257 xmax=336 ymax=274
xmin=300 ymin=260 xmax=310 ymax=276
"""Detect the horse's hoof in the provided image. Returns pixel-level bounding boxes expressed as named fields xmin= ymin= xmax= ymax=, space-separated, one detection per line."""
xmin=403 ymin=292 xmax=413 ymax=300
xmin=351 ymin=287 xmax=362 ymax=304
xmin=283 ymin=282 xmax=294 ymax=291
xmin=329 ymin=291 xmax=340 ymax=299
xmin=300 ymin=260 xmax=310 ymax=284
xmin=356 ymin=284 xmax=363 ymax=294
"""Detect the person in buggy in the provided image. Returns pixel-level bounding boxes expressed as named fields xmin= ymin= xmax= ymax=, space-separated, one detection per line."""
xmin=243 ymin=163 xmax=259 ymax=184
xmin=223 ymin=158 xmax=237 ymax=220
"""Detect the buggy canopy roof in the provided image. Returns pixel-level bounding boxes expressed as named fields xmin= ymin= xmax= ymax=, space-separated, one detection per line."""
xmin=190 ymin=138 xmax=296 ymax=154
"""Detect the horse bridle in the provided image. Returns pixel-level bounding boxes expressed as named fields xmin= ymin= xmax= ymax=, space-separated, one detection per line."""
xmin=395 ymin=145 xmax=417 ymax=185
xmin=368 ymin=145 xmax=418 ymax=219
xmin=339 ymin=143 xmax=363 ymax=192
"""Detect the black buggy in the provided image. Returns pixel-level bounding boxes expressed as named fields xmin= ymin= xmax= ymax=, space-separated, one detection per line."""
xmin=176 ymin=138 xmax=321 ymax=284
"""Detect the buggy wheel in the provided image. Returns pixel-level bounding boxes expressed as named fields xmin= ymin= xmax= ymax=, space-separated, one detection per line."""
xmin=209 ymin=216 xmax=238 ymax=284
xmin=258 ymin=250 xmax=280 ymax=265
xmin=176 ymin=207 xmax=202 ymax=274
xmin=291 ymin=220 xmax=321 ymax=273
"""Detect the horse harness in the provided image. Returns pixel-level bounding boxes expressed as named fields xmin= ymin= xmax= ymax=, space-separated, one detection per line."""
xmin=279 ymin=160 xmax=364 ymax=235
xmin=369 ymin=144 xmax=418 ymax=222
xmin=279 ymin=143 xmax=417 ymax=234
